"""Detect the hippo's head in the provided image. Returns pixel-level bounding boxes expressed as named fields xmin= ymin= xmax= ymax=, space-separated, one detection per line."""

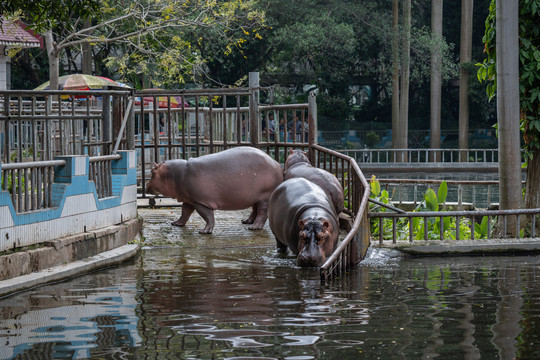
xmin=146 ymin=162 xmax=167 ymax=195
xmin=284 ymin=149 xmax=310 ymax=171
xmin=296 ymin=217 xmax=336 ymax=267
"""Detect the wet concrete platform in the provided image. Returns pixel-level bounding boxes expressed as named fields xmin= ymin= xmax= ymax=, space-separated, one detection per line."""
xmin=138 ymin=199 xmax=277 ymax=249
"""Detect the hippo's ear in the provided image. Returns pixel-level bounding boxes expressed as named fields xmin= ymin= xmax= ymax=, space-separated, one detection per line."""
xmin=298 ymin=219 xmax=305 ymax=230
xmin=289 ymin=149 xmax=294 ymax=155
xmin=303 ymin=151 xmax=308 ymax=156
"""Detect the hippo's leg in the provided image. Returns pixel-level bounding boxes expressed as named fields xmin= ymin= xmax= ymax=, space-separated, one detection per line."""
xmin=276 ymin=239 xmax=288 ymax=253
xmin=172 ymin=203 xmax=195 ymax=227
xmin=193 ymin=205 xmax=215 ymax=234
xmin=247 ymin=200 xmax=268 ymax=230
xmin=241 ymin=205 xmax=257 ymax=225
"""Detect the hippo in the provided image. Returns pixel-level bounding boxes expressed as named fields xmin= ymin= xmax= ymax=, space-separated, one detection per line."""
xmin=283 ymin=149 xmax=345 ymax=214
xmin=268 ymin=177 xmax=339 ymax=267
xmin=146 ymin=146 xmax=284 ymax=234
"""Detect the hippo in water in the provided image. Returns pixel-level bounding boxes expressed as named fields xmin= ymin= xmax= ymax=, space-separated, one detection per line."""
xmin=284 ymin=149 xmax=344 ymax=215
xmin=146 ymin=146 xmax=283 ymax=234
xmin=268 ymin=177 xmax=339 ymax=267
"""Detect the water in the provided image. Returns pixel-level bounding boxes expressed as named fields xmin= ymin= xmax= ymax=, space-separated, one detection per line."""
xmin=1 ymin=242 xmax=539 ymax=359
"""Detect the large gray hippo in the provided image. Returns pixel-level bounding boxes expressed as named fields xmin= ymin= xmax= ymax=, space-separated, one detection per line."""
xmin=284 ymin=149 xmax=344 ymax=215
xmin=146 ymin=146 xmax=283 ymax=234
xmin=268 ymin=177 xmax=339 ymax=267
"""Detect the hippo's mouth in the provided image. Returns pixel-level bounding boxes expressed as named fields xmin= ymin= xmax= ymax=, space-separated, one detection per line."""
xmin=296 ymin=253 xmax=325 ymax=268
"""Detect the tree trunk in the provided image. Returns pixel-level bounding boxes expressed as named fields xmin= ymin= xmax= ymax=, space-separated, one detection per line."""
xmin=44 ymin=30 xmax=60 ymax=90
xmin=82 ymin=19 xmax=92 ymax=75
xmin=496 ymin=0 xmax=521 ymax=235
xmin=524 ymin=148 xmax=540 ymax=231
xmin=459 ymin=0 xmax=474 ymax=161
xmin=391 ymin=0 xmax=400 ymax=153
xmin=430 ymin=0 xmax=443 ymax=161
xmin=399 ymin=0 xmax=411 ymax=162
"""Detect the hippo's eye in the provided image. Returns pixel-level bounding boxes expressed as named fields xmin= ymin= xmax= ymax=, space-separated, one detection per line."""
xmin=299 ymin=231 xmax=307 ymax=239
xmin=317 ymin=232 xmax=326 ymax=244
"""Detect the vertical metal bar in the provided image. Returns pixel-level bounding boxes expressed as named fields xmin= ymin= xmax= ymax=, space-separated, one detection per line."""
xmin=31 ymin=96 xmax=37 ymax=161
xmin=36 ymin=167 xmax=42 ymax=210
xmin=102 ymin=93 xmax=111 ymax=155
xmin=532 ymin=214 xmax=536 ymax=237
xmin=222 ymin=95 xmax=228 ymax=148
xmin=249 ymin=72 xmax=260 ymax=146
xmin=195 ymin=95 xmax=200 ymax=156
xmin=409 ymin=216 xmax=413 ymax=243
xmin=167 ymin=96 xmax=172 ymax=160
xmin=16 ymin=168 xmax=22 ymax=211
xmin=456 ymin=216 xmax=460 ymax=240
xmin=379 ymin=217 xmax=383 ymax=244
xmin=424 ymin=216 xmax=428 ymax=240
xmin=208 ymin=94 xmax=214 ymax=153
xmin=236 ymin=94 xmax=241 ymax=144
xmin=152 ymin=96 xmax=159 ymax=163
xmin=471 ymin=216 xmax=475 ymax=240
xmin=392 ymin=217 xmax=397 ymax=244
xmin=516 ymin=214 xmax=520 ymax=238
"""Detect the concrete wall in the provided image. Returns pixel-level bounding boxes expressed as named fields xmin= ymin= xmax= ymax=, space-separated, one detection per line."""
xmin=0 ymin=150 xmax=138 ymax=254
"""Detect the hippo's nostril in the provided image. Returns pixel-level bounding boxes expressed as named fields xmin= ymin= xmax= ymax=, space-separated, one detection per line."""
xmin=297 ymin=254 xmax=320 ymax=267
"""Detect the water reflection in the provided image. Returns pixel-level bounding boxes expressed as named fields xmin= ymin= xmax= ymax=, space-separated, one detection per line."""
xmin=0 ymin=246 xmax=539 ymax=359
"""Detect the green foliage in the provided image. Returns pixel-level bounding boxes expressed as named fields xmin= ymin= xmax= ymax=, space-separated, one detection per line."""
xmin=477 ymin=0 xmax=540 ymax=155
xmin=1 ymin=173 xmax=26 ymax=193
xmin=0 ymin=0 xmax=101 ymax=32
xmin=369 ymin=176 xmax=492 ymax=241
xmin=365 ymin=131 xmax=380 ymax=147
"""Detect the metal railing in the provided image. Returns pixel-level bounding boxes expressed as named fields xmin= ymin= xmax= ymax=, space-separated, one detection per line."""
xmin=0 ymin=89 xmax=131 ymax=163
xmin=376 ymin=178 xmax=516 ymax=209
xmin=1 ymin=160 xmax=65 ymax=212
xmin=135 ymin=87 xmax=312 ymax=196
xmin=369 ymin=208 xmax=539 ymax=243
xmin=312 ymin=145 xmax=370 ymax=281
xmin=1 ymin=89 xmax=132 ymax=211
xmin=89 ymin=154 xmax=121 ymax=198
xmin=340 ymin=148 xmax=505 ymax=163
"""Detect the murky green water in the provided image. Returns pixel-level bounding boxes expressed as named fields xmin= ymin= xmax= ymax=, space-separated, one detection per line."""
xmin=0 ymin=243 xmax=539 ymax=359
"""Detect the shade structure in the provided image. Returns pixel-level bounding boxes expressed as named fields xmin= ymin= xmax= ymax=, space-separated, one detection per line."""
xmin=34 ymin=74 xmax=120 ymax=90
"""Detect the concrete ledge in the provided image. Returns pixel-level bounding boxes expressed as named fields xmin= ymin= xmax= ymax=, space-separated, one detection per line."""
xmin=373 ymin=237 xmax=540 ymax=256
xmin=0 ymin=217 xmax=143 ymax=282
xmin=0 ymin=244 xmax=140 ymax=297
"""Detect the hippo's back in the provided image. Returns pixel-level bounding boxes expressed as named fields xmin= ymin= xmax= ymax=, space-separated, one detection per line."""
xmin=268 ymin=178 xmax=336 ymax=251
xmin=180 ymin=146 xmax=283 ymax=210
xmin=284 ymin=164 xmax=344 ymax=214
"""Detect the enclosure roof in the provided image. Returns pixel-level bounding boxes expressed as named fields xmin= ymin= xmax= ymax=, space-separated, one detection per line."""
xmin=0 ymin=16 xmax=41 ymax=48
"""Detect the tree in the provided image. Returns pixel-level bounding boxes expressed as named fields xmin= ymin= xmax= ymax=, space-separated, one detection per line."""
xmin=399 ymin=0 xmax=411 ymax=156
xmin=2 ymin=0 xmax=266 ymax=89
xmin=430 ymin=0 xmax=443 ymax=158
xmin=392 ymin=0 xmax=400 ymax=150
xmin=0 ymin=0 xmax=101 ymax=89
xmin=458 ymin=0 xmax=474 ymax=160
xmin=478 ymin=0 xmax=540 ymax=233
